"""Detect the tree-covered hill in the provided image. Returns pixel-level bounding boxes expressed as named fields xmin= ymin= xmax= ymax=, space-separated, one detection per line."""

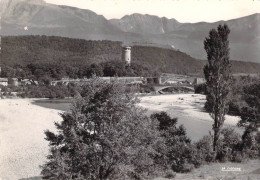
xmin=131 ymin=46 xmax=204 ymax=75
xmin=0 ymin=35 xmax=123 ymax=65
xmin=0 ymin=35 xmax=260 ymax=78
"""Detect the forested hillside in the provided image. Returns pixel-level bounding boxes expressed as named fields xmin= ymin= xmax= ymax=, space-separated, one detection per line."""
xmin=0 ymin=36 xmax=122 ymax=65
xmin=0 ymin=36 xmax=259 ymax=79
xmin=132 ymin=46 xmax=204 ymax=75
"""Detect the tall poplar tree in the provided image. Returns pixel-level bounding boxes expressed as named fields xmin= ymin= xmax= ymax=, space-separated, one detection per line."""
xmin=203 ymin=24 xmax=232 ymax=153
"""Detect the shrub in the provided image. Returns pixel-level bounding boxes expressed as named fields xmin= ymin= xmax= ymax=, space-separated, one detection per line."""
xmin=164 ymin=170 xmax=176 ymax=179
xmin=194 ymin=128 xmax=257 ymax=163
xmin=151 ymin=112 xmax=201 ymax=173
xmin=240 ymin=128 xmax=259 ymax=159
xmin=194 ymin=83 xmax=207 ymax=94
xmin=138 ymin=84 xmax=155 ymax=93
xmin=195 ymin=135 xmax=215 ymax=163
xmin=168 ymin=142 xmax=199 ymax=173
xmin=151 ymin=111 xmax=177 ymax=131
xmin=228 ymin=101 xmax=242 ymax=116
xmin=85 ymin=63 xmax=104 ymax=78
xmin=230 ymin=151 xmax=244 ymax=162
xmin=216 ymin=128 xmax=242 ymax=162
xmin=254 ymin=131 xmax=260 ymax=158
xmin=238 ymin=81 xmax=260 ymax=160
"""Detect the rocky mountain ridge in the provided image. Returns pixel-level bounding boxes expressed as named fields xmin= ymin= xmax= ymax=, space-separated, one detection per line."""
xmin=0 ymin=0 xmax=259 ymax=62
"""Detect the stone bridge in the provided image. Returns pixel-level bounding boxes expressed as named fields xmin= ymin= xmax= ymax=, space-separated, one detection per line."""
xmin=153 ymin=85 xmax=194 ymax=93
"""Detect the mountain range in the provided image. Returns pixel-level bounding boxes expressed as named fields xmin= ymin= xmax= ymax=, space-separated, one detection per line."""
xmin=0 ymin=0 xmax=259 ymax=62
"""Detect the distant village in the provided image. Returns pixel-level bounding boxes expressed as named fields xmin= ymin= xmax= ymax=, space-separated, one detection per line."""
xmin=0 ymin=73 xmax=205 ymax=87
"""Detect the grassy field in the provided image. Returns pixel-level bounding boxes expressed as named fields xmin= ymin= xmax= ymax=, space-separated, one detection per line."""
xmin=20 ymin=160 xmax=260 ymax=180
xmin=153 ymin=160 xmax=260 ymax=180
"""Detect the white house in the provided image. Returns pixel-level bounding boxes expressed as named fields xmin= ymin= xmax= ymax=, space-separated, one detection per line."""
xmin=193 ymin=78 xmax=206 ymax=86
xmin=0 ymin=78 xmax=8 ymax=86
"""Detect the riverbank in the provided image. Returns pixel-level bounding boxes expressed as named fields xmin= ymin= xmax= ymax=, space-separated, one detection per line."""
xmin=0 ymin=98 xmax=63 ymax=180
xmin=0 ymin=94 xmax=242 ymax=179
xmin=138 ymin=94 xmax=242 ymax=141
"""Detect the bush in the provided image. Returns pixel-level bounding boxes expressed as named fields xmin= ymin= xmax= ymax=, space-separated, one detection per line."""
xmin=240 ymin=128 xmax=259 ymax=159
xmin=151 ymin=111 xmax=177 ymax=131
xmin=164 ymin=169 xmax=176 ymax=179
xmin=216 ymin=128 xmax=242 ymax=162
xmin=238 ymin=81 xmax=260 ymax=160
xmin=194 ymin=128 xmax=258 ymax=163
xmin=255 ymin=131 xmax=260 ymax=143
xmin=230 ymin=151 xmax=244 ymax=162
xmin=255 ymin=131 xmax=260 ymax=157
xmin=168 ymin=142 xmax=199 ymax=173
xmin=151 ymin=112 xmax=201 ymax=173
xmin=196 ymin=127 xmax=260 ymax=163
xmin=195 ymin=135 xmax=215 ymax=163
xmin=194 ymin=83 xmax=207 ymax=94
xmin=138 ymin=84 xmax=155 ymax=93
xmin=228 ymin=101 xmax=241 ymax=116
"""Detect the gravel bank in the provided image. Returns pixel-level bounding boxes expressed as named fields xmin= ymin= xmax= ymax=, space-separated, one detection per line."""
xmin=0 ymin=99 xmax=63 ymax=180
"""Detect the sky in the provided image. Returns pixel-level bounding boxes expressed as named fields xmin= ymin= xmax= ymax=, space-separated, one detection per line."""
xmin=44 ymin=0 xmax=260 ymax=23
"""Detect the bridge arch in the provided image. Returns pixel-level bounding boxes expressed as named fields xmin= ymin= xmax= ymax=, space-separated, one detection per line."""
xmin=154 ymin=85 xmax=194 ymax=93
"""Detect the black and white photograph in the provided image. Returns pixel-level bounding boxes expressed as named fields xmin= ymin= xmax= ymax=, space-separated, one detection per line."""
xmin=0 ymin=0 xmax=259 ymax=179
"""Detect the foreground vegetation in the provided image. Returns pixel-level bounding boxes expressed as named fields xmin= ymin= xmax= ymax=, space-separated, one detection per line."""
xmin=40 ymin=78 xmax=259 ymax=179
xmin=41 ymin=79 xmax=164 ymax=179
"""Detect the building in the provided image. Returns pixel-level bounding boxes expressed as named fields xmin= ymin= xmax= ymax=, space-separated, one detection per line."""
xmin=0 ymin=78 xmax=8 ymax=86
xmin=193 ymin=78 xmax=206 ymax=86
xmin=12 ymin=78 xmax=19 ymax=86
xmin=122 ymin=46 xmax=131 ymax=65
xmin=20 ymin=79 xmax=36 ymax=86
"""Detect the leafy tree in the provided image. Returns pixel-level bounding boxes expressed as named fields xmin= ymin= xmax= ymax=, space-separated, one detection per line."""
xmin=41 ymin=79 xmax=163 ymax=179
xmin=238 ymin=81 xmax=260 ymax=152
xmin=239 ymin=82 xmax=260 ymax=131
xmin=102 ymin=60 xmax=127 ymax=77
xmin=85 ymin=63 xmax=104 ymax=78
xmin=38 ymin=75 xmax=52 ymax=86
xmin=203 ymin=24 xmax=232 ymax=153
xmin=151 ymin=111 xmax=177 ymax=131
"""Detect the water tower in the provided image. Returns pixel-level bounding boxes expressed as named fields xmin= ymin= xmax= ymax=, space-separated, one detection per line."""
xmin=122 ymin=46 xmax=131 ymax=66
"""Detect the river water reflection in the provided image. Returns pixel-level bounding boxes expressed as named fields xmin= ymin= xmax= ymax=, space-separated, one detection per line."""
xmin=32 ymin=99 xmax=71 ymax=111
